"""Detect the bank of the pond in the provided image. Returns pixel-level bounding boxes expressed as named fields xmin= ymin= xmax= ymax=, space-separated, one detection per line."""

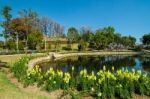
xmin=28 ymin=51 xmax=140 ymax=70
xmin=10 ymin=53 xmax=150 ymax=99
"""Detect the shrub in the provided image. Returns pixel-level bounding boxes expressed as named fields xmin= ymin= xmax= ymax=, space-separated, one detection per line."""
xmin=62 ymin=47 xmax=72 ymax=51
xmin=43 ymin=68 xmax=64 ymax=91
xmin=11 ymin=54 xmax=47 ymax=86
xmin=78 ymin=41 xmax=87 ymax=51
xmin=11 ymin=56 xmax=29 ymax=81
xmin=26 ymin=65 xmax=43 ymax=85
xmin=134 ymin=45 xmax=143 ymax=51
xmin=77 ymin=69 xmax=96 ymax=91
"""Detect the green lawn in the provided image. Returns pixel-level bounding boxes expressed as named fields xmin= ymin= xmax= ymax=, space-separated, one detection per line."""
xmin=0 ymin=72 xmax=48 ymax=99
xmin=0 ymin=53 xmax=46 ymax=64
xmin=0 ymin=53 xmax=49 ymax=99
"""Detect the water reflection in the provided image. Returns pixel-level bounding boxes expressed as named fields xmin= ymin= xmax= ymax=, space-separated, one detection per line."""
xmin=39 ymin=55 xmax=150 ymax=74
xmin=141 ymin=57 xmax=150 ymax=72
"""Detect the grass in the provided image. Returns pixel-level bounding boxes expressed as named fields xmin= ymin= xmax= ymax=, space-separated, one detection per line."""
xmin=0 ymin=72 xmax=48 ymax=99
xmin=0 ymin=53 xmax=49 ymax=99
xmin=0 ymin=53 xmax=46 ymax=65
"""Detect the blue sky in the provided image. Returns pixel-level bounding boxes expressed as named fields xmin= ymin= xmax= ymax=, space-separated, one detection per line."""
xmin=0 ymin=0 xmax=150 ymax=43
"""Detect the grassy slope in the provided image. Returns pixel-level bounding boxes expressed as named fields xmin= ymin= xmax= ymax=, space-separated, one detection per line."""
xmin=0 ymin=53 xmax=45 ymax=64
xmin=0 ymin=53 xmax=48 ymax=99
xmin=0 ymin=72 xmax=48 ymax=99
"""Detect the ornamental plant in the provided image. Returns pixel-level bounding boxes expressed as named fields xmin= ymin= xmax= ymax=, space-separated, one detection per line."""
xmin=43 ymin=68 xmax=60 ymax=91
xmin=26 ymin=65 xmax=43 ymax=85
xmin=12 ymin=56 xmax=29 ymax=81
xmin=63 ymin=72 xmax=71 ymax=89
xmin=96 ymin=67 xmax=116 ymax=99
xmin=77 ymin=69 xmax=96 ymax=91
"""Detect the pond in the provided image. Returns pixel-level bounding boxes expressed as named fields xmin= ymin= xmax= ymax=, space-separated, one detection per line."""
xmin=39 ymin=55 xmax=150 ymax=75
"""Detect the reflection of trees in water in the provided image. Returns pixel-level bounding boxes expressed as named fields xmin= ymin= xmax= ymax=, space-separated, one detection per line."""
xmin=103 ymin=56 xmax=136 ymax=69
xmin=142 ymin=59 xmax=150 ymax=72
xmin=39 ymin=56 xmax=150 ymax=75
xmin=75 ymin=56 xmax=135 ymax=72
xmin=137 ymin=56 xmax=150 ymax=72
xmin=139 ymin=56 xmax=150 ymax=62
xmin=53 ymin=56 xmax=135 ymax=72
xmin=40 ymin=56 xmax=136 ymax=73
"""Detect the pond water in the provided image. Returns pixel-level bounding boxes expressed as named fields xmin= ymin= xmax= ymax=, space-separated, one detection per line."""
xmin=39 ymin=55 xmax=150 ymax=75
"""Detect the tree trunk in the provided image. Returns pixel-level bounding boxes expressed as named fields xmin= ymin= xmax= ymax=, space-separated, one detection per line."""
xmin=25 ymin=36 xmax=28 ymax=54
xmin=4 ymin=34 xmax=8 ymax=52
xmin=16 ymin=32 xmax=19 ymax=53
xmin=44 ymin=36 xmax=47 ymax=51
xmin=44 ymin=33 xmax=47 ymax=51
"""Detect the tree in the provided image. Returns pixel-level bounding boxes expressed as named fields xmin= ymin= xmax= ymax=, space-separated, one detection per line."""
xmin=80 ymin=26 xmax=93 ymax=42
xmin=54 ymin=39 xmax=61 ymax=52
xmin=94 ymin=29 xmax=108 ymax=49
xmin=8 ymin=18 xmax=28 ymax=52
xmin=113 ymin=33 xmax=122 ymax=49
xmin=142 ymin=33 xmax=150 ymax=45
xmin=0 ymin=41 xmax=3 ymax=49
xmin=1 ymin=6 xmax=12 ymax=47
xmin=28 ymin=30 xmax=43 ymax=50
xmin=40 ymin=16 xmax=64 ymax=51
xmin=78 ymin=39 xmax=87 ymax=51
xmin=102 ymin=26 xmax=115 ymax=44
xmin=114 ymin=33 xmax=122 ymax=44
xmin=53 ymin=22 xmax=64 ymax=37
xmin=121 ymin=36 xmax=129 ymax=47
xmin=40 ymin=16 xmax=51 ymax=51
xmin=18 ymin=9 xmax=39 ymax=53
xmin=128 ymin=36 xmax=136 ymax=47
xmin=6 ymin=39 xmax=16 ymax=50
xmin=120 ymin=36 xmax=136 ymax=48
xmin=67 ymin=27 xmax=79 ymax=49
xmin=67 ymin=27 xmax=79 ymax=42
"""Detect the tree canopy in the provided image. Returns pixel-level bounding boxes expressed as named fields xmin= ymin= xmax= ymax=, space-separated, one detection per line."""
xmin=67 ymin=27 xmax=79 ymax=43
xmin=142 ymin=33 xmax=150 ymax=45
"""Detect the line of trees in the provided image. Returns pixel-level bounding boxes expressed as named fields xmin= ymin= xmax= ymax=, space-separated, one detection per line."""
xmin=2 ymin=6 xmax=150 ymax=52
xmin=0 ymin=6 xmax=64 ymax=52
xmin=67 ymin=26 xmax=136 ymax=50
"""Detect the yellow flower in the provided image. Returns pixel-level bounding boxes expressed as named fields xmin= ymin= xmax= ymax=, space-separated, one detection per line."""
xmin=112 ymin=66 xmax=114 ymax=71
xmin=57 ymin=70 xmax=63 ymax=77
xmin=63 ymin=72 xmax=71 ymax=84
xmin=46 ymin=67 xmax=55 ymax=77
xmin=98 ymin=78 xmax=104 ymax=84
xmin=53 ymin=81 xmax=56 ymax=84
xmin=137 ymin=70 xmax=141 ymax=76
xmin=27 ymin=70 xmax=31 ymax=76
xmin=80 ymin=69 xmax=87 ymax=77
xmin=143 ymin=73 xmax=147 ymax=78
xmin=49 ymin=77 xmax=52 ymax=80
xmin=97 ymin=70 xmax=103 ymax=76
xmin=90 ymin=71 xmax=96 ymax=80
xmin=71 ymin=66 xmax=74 ymax=71
xmin=103 ymin=66 xmax=106 ymax=71
xmin=131 ymin=68 xmax=135 ymax=74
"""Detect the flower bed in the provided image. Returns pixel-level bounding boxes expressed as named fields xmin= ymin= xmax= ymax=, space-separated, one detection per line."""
xmin=12 ymin=57 xmax=150 ymax=99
